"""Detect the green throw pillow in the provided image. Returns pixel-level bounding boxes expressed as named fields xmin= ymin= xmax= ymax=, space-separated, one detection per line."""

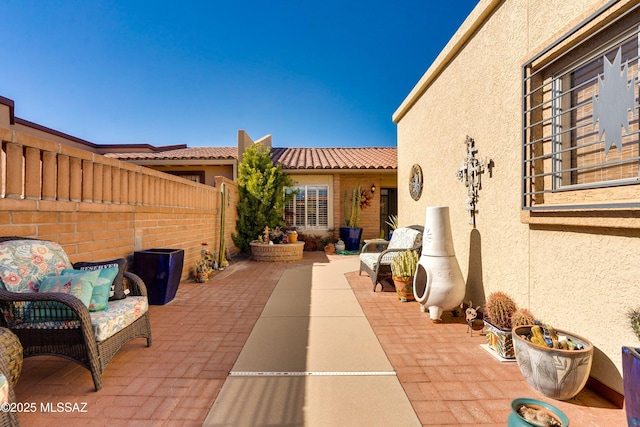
xmin=38 ymin=269 xmax=100 ymax=308
xmin=62 ymin=267 xmax=118 ymax=311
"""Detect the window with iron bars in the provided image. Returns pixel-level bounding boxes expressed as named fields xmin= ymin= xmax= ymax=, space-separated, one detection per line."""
xmin=523 ymin=18 xmax=640 ymax=210
xmin=284 ymin=185 xmax=328 ymax=229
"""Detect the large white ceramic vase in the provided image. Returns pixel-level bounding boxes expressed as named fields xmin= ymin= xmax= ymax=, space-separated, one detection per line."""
xmin=513 ymin=325 xmax=593 ymax=400
xmin=413 ymin=206 xmax=466 ymax=322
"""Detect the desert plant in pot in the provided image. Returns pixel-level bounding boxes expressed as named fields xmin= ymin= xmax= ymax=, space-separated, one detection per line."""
xmin=623 ymin=307 xmax=640 ymax=427
xmin=508 ymin=398 xmax=568 ymax=426
xmin=483 ymin=291 xmax=518 ymax=359
xmin=386 ymin=214 xmax=399 ymax=240
xmin=339 ymin=184 xmax=372 ymax=251
xmin=195 ymin=243 xmax=214 ymax=282
xmin=391 ymin=249 xmax=418 ymax=302
xmin=513 ymin=324 xmax=593 ymax=401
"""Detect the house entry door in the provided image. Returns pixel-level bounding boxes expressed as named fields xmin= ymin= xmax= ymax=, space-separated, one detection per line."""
xmin=379 ymin=188 xmax=397 ymax=239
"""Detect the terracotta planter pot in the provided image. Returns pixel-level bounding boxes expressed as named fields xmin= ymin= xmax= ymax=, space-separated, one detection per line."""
xmin=513 ymin=325 xmax=593 ymax=400
xmin=392 ymin=276 xmax=414 ymax=302
xmin=195 ymin=271 xmax=209 ymax=283
xmin=288 ymin=233 xmax=298 ymax=243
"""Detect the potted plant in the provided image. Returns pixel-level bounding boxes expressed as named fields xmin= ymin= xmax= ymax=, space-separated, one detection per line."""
xmin=195 ymin=244 xmax=214 ymax=282
xmin=287 ymin=229 xmax=298 ymax=243
xmin=513 ymin=323 xmax=593 ymax=400
xmin=386 ymin=214 xmax=399 ymax=240
xmin=483 ymin=291 xmax=519 ymax=359
xmin=339 ymin=184 xmax=372 ymax=251
xmin=623 ymin=307 xmax=640 ymax=426
xmin=390 ymin=249 xmax=418 ymax=302
xmin=269 ymin=226 xmax=285 ymax=244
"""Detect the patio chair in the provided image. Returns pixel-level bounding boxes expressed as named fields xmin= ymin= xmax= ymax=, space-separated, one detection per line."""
xmin=359 ymin=225 xmax=424 ymax=292
xmin=0 ymin=237 xmax=152 ymax=391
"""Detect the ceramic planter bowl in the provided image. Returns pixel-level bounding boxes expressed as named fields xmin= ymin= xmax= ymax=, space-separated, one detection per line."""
xmin=512 ymin=326 xmax=593 ymax=401
xmin=508 ymin=398 xmax=569 ymax=426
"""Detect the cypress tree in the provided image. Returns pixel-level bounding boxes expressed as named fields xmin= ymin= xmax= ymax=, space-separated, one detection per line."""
xmin=232 ymin=143 xmax=296 ymax=252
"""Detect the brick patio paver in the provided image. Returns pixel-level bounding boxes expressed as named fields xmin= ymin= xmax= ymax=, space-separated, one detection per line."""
xmin=13 ymin=253 xmax=626 ymax=426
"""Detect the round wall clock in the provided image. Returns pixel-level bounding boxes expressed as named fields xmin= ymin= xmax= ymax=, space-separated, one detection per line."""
xmin=409 ymin=164 xmax=423 ymax=201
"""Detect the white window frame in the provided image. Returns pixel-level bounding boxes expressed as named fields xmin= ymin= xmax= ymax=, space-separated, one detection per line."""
xmin=285 ymin=185 xmax=329 ymax=230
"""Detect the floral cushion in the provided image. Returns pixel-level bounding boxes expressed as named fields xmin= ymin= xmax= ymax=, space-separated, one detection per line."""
xmin=0 ymin=240 xmax=72 ymax=293
xmin=89 ymin=296 xmax=148 ymax=342
xmin=0 ymin=374 xmax=8 ymax=405
xmin=12 ymin=296 xmax=148 ymax=342
xmin=360 ymin=253 xmax=382 ymax=271
xmin=387 ymin=228 xmax=422 ymax=250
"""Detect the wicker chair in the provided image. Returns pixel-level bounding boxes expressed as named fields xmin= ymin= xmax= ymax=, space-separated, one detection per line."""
xmin=359 ymin=225 xmax=424 ymax=291
xmin=0 ymin=328 xmax=21 ymax=427
xmin=0 ymin=237 xmax=152 ymax=391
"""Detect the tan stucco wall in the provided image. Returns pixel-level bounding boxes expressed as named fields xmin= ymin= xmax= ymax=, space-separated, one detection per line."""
xmin=395 ymin=0 xmax=637 ymax=395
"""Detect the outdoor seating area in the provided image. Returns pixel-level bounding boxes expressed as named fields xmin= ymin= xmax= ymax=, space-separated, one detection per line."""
xmin=7 ymin=252 xmax=625 ymax=426
xmin=359 ymin=225 xmax=424 ymax=291
xmin=0 ymin=237 xmax=152 ymax=392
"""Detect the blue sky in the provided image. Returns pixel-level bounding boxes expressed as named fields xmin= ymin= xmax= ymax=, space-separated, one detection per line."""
xmin=2 ymin=1 xmax=478 ymax=148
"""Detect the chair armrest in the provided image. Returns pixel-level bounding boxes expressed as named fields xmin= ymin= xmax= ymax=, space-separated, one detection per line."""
xmin=376 ymin=247 xmax=413 ymax=265
xmin=361 ymin=241 xmax=390 ymax=253
xmin=0 ymin=288 xmax=92 ymax=328
xmin=123 ymin=271 xmax=148 ymax=297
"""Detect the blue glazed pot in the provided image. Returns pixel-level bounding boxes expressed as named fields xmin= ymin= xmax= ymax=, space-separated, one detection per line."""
xmin=339 ymin=227 xmax=363 ymax=251
xmin=623 ymin=346 xmax=640 ymax=427
xmin=508 ymin=398 xmax=569 ymax=426
xmin=133 ymin=248 xmax=185 ymax=305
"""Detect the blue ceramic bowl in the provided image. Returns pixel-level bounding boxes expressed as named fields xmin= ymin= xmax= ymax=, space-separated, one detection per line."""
xmin=508 ymin=398 xmax=569 ymax=426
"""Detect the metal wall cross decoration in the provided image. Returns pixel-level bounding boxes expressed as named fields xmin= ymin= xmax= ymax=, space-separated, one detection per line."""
xmin=455 ymin=136 xmax=492 ymax=227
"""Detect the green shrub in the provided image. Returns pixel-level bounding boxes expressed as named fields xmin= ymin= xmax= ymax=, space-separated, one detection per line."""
xmin=232 ymin=143 xmax=296 ymax=252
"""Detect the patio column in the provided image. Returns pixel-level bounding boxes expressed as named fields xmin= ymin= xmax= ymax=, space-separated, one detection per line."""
xmin=57 ymin=154 xmax=70 ymax=202
xmin=5 ymin=142 xmax=23 ymax=199
xmin=42 ymin=151 xmax=57 ymax=201
xmin=24 ymin=147 xmax=41 ymax=200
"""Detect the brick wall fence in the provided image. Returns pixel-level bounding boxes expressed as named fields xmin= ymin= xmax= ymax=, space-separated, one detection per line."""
xmin=0 ymin=126 xmax=239 ymax=281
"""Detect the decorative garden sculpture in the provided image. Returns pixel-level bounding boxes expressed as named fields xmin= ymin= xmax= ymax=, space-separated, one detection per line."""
xmin=412 ymin=206 xmax=466 ymax=323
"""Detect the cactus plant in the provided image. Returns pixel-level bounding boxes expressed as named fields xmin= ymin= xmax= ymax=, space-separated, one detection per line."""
xmin=484 ymin=291 xmax=517 ymax=330
xmin=391 ymin=249 xmax=419 ymax=278
xmin=512 ymin=308 xmax=536 ymax=328
xmin=343 ymin=184 xmax=372 ymax=228
xmin=628 ymin=307 xmax=640 ymax=341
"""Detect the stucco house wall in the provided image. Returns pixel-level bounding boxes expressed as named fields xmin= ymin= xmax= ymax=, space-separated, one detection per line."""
xmin=394 ymin=0 xmax=638 ymax=396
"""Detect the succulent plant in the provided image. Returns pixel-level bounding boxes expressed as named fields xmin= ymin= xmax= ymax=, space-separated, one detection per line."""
xmin=511 ymin=308 xmax=536 ymax=327
xmin=627 ymin=307 xmax=640 ymax=342
xmin=391 ymin=249 xmax=419 ymax=278
xmin=484 ymin=291 xmax=517 ymax=330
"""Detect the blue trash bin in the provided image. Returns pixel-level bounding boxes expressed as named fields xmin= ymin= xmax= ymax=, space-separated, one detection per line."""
xmin=133 ymin=248 xmax=184 ymax=305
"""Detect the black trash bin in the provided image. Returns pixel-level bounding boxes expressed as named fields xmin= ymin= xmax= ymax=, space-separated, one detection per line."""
xmin=133 ymin=248 xmax=184 ymax=305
